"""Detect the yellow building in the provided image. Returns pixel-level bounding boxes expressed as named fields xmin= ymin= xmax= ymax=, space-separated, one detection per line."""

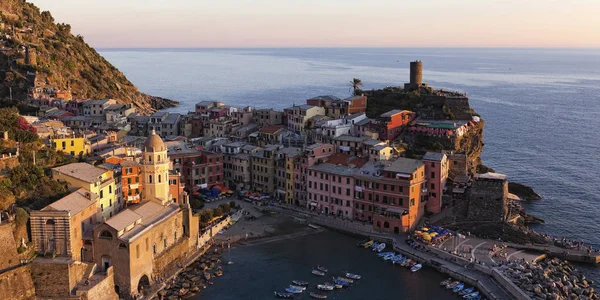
xmin=52 ymin=162 xmax=120 ymax=221
xmin=140 ymin=130 xmax=172 ymax=204
xmin=51 ymin=136 xmax=91 ymax=156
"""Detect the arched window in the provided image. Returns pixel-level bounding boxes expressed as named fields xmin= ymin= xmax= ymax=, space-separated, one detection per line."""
xmin=99 ymin=231 xmax=113 ymax=240
xmin=45 ymin=219 xmax=55 ymax=225
xmin=384 ymin=221 xmax=390 ymax=229
xmin=158 ymin=174 xmax=162 ymax=183
xmin=149 ymin=175 xmax=153 ymax=184
xmin=148 ymin=155 xmax=152 ymax=162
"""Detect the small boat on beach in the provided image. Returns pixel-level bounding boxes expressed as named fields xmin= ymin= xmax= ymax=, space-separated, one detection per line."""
xmin=446 ymin=281 xmax=461 ymax=289
xmin=452 ymin=283 xmax=465 ymax=293
xmin=292 ymin=280 xmax=309 ymax=286
xmin=411 ymin=263 xmax=422 ymax=272
xmin=289 ymin=285 xmax=306 ymax=291
xmin=317 ymin=284 xmax=334 ymax=291
xmin=316 ymin=265 xmax=328 ymax=273
xmin=312 ymin=269 xmax=326 ymax=276
xmin=274 ymin=291 xmax=294 ymax=298
xmin=310 ymin=292 xmax=328 ymax=299
xmin=459 ymin=287 xmax=475 ymax=296
xmin=345 ymin=272 xmax=361 ymax=280
xmin=440 ymin=278 xmax=452 ymax=286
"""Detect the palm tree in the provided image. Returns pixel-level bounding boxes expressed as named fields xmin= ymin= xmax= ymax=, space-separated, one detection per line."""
xmin=349 ymin=78 xmax=363 ymax=96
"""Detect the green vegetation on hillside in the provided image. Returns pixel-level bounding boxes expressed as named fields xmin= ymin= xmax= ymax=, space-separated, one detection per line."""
xmin=0 ymin=0 xmax=177 ymax=114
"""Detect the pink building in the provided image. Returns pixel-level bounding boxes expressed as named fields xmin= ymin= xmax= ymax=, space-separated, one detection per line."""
xmin=423 ymin=152 xmax=449 ymax=213
xmin=307 ymin=153 xmax=367 ymax=218
xmin=292 ymin=143 xmax=336 ymax=207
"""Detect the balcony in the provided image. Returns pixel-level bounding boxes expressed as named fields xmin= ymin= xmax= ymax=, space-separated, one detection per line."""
xmin=127 ymin=195 xmax=140 ymax=202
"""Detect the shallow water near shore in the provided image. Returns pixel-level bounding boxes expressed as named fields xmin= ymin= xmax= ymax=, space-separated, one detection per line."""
xmin=198 ymin=230 xmax=453 ymax=300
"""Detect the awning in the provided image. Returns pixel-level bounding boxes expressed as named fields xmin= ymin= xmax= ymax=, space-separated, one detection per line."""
xmin=309 ymin=201 xmax=318 ymax=206
xmin=385 ymin=207 xmax=407 ymax=214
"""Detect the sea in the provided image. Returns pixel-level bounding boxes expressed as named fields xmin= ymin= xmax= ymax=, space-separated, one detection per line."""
xmin=99 ymin=48 xmax=600 ymax=295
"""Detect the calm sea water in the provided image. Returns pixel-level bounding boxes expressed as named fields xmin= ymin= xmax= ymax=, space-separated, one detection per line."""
xmin=99 ymin=48 xmax=600 ymax=284
xmin=200 ymin=231 xmax=450 ymax=300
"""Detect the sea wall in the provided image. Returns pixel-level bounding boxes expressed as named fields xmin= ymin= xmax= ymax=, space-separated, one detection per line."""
xmin=0 ymin=265 xmax=36 ymax=300
xmin=153 ymin=238 xmax=193 ymax=274
xmin=491 ymin=268 xmax=531 ymax=300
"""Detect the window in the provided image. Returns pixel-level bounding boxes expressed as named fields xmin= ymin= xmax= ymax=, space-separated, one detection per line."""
xmin=71 ymin=140 xmax=74 ymax=146
xmin=431 ymin=183 xmax=435 ymax=189
xmin=127 ymin=178 xmax=132 ymax=184
xmin=431 ymin=172 xmax=435 ymax=179
xmin=346 ymin=178 xmax=350 ymax=184
xmin=62 ymin=141 xmax=66 ymax=148
xmin=164 ymin=238 xmax=167 ymax=248
xmin=109 ymin=185 xmax=112 ymax=193
xmin=158 ymin=174 xmax=162 ymax=183
xmin=383 ymin=184 xmax=387 ymax=190
xmin=100 ymin=204 xmax=104 ymax=211
xmin=136 ymin=245 xmax=140 ymax=258
xmin=346 ymin=189 xmax=350 ymax=196
xmin=410 ymin=198 xmax=415 ymax=206
xmin=100 ymin=190 xmax=104 ymax=198
xmin=99 ymin=231 xmax=113 ymax=240
xmin=135 ymin=176 xmax=139 ymax=183
xmin=432 ymin=192 xmax=437 ymax=198
xmin=145 ymin=238 xmax=149 ymax=251
xmin=149 ymin=175 xmax=153 ymax=183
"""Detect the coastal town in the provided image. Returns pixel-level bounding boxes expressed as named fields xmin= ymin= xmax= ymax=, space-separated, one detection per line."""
xmin=0 ymin=2 xmax=599 ymax=300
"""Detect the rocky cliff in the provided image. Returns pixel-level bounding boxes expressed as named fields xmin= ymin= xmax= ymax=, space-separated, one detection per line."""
xmin=0 ymin=0 xmax=177 ymax=114
xmin=365 ymin=87 xmax=483 ymax=173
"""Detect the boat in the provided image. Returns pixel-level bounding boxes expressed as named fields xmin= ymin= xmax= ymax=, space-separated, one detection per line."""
xmin=377 ymin=251 xmax=395 ymax=257
xmin=392 ymin=257 xmax=405 ymax=265
xmin=371 ymin=242 xmax=379 ymax=249
xmin=310 ymin=292 xmax=328 ymax=299
xmin=316 ymin=265 xmax=328 ymax=273
xmin=357 ymin=239 xmax=371 ymax=247
xmin=452 ymin=283 xmax=465 ymax=293
xmin=446 ymin=281 xmax=460 ymax=289
xmin=401 ymin=259 xmax=412 ymax=267
xmin=334 ymin=276 xmax=353 ymax=284
xmin=285 ymin=286 xmax=303 ymax=294
xmin=312 ymin=269 xmax=325 ymax=276
xmin=345 ymin=272 xmax=361 ymax=280
xmin=334 ymin=279 xmax=349 ymax=287
xmin=274 ymin=292 xmax=294 ymax=298
xmin=332 ymin=283 xmax=343 ymax=289
xmin=382 ymin=254 xmax=395 ymax=261
xmin=406 ymin=261 xmax=416 ymax=268
xmin=374 ymin=243 xmax=386 ymax=252
xmin=317 ymin=284 xmax=334 ymax=291
xmin=363 ymin=240 xmax=374 ymax=248
xmin=463 ymin=291 xmax=480 ymax=299
xmin=289 ymin=285 xmax=306 ymax=291
xmin=411 ymin=264 xmax=422 ymax=272
xmin=292 ymin=280 xmax=309 ymax=286
xmin=440 ymin=278 xmax=452 ymax=286
xmin=459 ymin=287 xmax=475 ymax=296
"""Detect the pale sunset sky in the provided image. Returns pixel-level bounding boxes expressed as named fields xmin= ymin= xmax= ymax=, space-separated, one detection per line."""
xmin=30 ymin=0 xmax=600 ymax=48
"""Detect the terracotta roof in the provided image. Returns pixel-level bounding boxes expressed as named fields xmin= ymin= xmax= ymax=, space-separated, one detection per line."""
xmin=52 ymin=163 xmax=107 ymax=183
xmin=324 ymin=153 xmax=368 ymax=167
xmin=259 ymin=125 xmax=284 ymax=134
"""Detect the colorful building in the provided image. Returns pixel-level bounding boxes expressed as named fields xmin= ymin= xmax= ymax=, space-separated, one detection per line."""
xmin=369 ymin=109 xmax=415 ymax=141
xmin=286 ymin=104 xmax=326 ymax=133
xmin=353 ymin=158 xmax=426 ymax=233
xmin=52 ymin=162 xmax=119 ymax=221
xmin=423 ymin=152 xmax=449 ymax=214
xmin=50 ymin=136 xmax=91 ymax=156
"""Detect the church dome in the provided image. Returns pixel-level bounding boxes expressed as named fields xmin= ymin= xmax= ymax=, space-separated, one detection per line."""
xmin=144 ymin=130 xmax=165 ymax=152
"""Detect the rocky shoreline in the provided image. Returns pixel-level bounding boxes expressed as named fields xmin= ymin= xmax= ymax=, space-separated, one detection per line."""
xmin=157 ymin=248 xmax=226 ymax=300
xmin=498 ymin=258 xmax=597 ymax=300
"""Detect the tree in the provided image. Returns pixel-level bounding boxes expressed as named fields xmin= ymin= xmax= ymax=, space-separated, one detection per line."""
xmin=0 ymin=187 xmax=15 ymax=210
xmin=220 ymin=203 xmax=231 ymax=214
xmin=350 ymin=78 xmax=363 ymax=96
xmin=229 ymin=201 xmax=236 ymax=210
xmin=214 ymin=207 xmax=223 ymax=217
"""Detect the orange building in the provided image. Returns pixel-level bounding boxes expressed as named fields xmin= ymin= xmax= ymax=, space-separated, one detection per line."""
xmin=106 ymin=157 xmax=143 ymax=205
xmin=345 ymin=95 xmax=367 ymax=114
xmin=353 ymin=158 xmax=426 ymax=233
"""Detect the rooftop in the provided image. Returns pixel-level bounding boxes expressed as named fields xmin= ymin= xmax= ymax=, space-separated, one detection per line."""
xmin=354 ymin=118 xmax=371 ymax=126
xmin=106 ymin=200 xmax=180 ymax=242
xmin=423 ymin=152 xmax=446 ymax=162
xmin=475 ymin=172 xmax=508 ymax=181
xmin=310 ymin=162 xmax=360 ymax=177
xmin=334 ymin=135 xmax=367 ymax=143
xmin=324 ymin=153 xmax=368 ymax=167
xmin=380 ymin=109 xmax=409 ymax=118
xmin=52 ymin=163 xmax=108 ymax=183
xmin=384 ymin=158 xmax=423 ymax=174
xmin=41 ymin=188 xmax=97 ymax=215
xmin=308 ymin=95 xmax=341 ymax=102
xmin=259 ymin=125 xmax=285 ymax=135
xmin=163 ymin=113 xmax=181 ymax=124
xmin=277 ymin=147 xmax=303 ymax=158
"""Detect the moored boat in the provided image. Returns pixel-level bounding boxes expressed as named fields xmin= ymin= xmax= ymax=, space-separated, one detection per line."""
xmin=459 ymin=287 xmax=475 ymax=296
xmin=371 ymin=242 xmax=379 ymax=250
xmin=274 ymin=291 xmax=294 ymax=298
xmin=334 ymin=279 xmax=349 ymax=287
xmin=377 ymin=251 xmax=394 ymax=257
xmin=334 ymin=276 xmax=353 ymax=284
xmin=317 ymin=284 xmax=334 ymax=291
xmin=312 ymin=269 xmax=325 ymax=276
xmin=289 ymin=285 xmax=306 ymax=291
xmin=292 ymin=280 xmax=309 ymax=286
xmin=374 ymin=242 xmax=386 ymax=252
xmin=363 ymin=240 xmax=374 ymax=248
xmin=401 ymin=259 xmax=412 ymax=267
xmin=463 ymin=291 xmax=480 ymax=299
xmin=310 ymin=292 xmax=328 ymax=299
xmin=452 ymin=283 xmax=465 ymax=293
xmin=411 ymin=263 xmax=422 ymax=272
xmin=357 ymin=239 xmax=371 ymax=247
xmin=446 ymin=281 xmax=460 ymax=289
xmin=285 ymin=286 xmax=303 ymax=294
xmin=316 ymin=265 xmax=328 ymax=273
xmin=440 ymin=278 xmax=452 ymax=286
xmin=345 ymin=272 xmax=361 ymax=280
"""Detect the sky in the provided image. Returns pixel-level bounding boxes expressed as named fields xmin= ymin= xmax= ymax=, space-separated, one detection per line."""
xmin=30 ymin=0 xmax=600 ymax=48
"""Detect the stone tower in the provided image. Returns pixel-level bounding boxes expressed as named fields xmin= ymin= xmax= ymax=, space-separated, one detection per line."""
xmin=140 ymin=130 xmax=172 ymax=205
xmin=409 ymin=61 xmax=422 ymax=89
xmin=25 ymin=47 xmax=37 ymax=66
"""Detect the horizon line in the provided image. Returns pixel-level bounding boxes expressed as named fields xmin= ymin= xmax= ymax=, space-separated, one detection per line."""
xmin=96 ymin=46 xmax=600 ymax=50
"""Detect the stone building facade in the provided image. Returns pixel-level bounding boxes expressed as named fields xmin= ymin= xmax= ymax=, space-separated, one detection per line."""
xmin=467 ymin=173 xmax=509 ymax=223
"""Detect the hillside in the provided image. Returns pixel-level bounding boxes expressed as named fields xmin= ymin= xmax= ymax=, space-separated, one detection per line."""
xmin=0 ymin=0 xmax=177 ymax=114
xmin=364 ymin=87 xmax=483 ymax=174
